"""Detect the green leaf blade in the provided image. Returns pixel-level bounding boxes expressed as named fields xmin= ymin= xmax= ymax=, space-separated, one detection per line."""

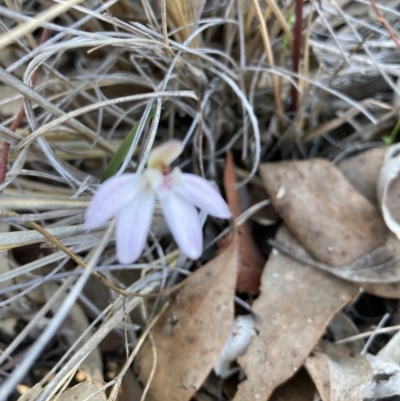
xmin=101 ymin=107 xmax=156 ymax=182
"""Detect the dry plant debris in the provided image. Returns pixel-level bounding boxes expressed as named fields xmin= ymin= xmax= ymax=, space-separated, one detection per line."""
xmin=2 ymin=0 xmax=400 ymax=400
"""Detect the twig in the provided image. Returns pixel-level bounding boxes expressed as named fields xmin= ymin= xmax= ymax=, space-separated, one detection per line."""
xmin=361 ymin=312 xmax=391 ymax=355
xmin=291 ymin=0 xmax=303 ymax=111
xmin=336 ymin=323 xmax=400 ymax=344
xmin=268 ymin=238 xmax=335 ymax=274
xmin=369 ymin=0 xmax=400 ymax=50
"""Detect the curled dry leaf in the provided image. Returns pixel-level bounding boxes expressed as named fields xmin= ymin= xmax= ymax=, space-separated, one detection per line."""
xmin=218 ymin=151 xmax=264 ymax=294
xmin=137 ymin=237 xmax=238 ymax=401
xmin=377 ymin=143 xmax=400 ymax=238
xmin=259 ymin=158 xmax=387 ymax=266
xmin=305 ymin=341 xmax=372 ymax=401
xmin=233 ymin=227 xmax=357 ymax=401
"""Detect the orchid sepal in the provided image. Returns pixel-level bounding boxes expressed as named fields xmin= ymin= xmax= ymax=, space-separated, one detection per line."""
xmin=84 ymin=140 xmax=231 ymax=264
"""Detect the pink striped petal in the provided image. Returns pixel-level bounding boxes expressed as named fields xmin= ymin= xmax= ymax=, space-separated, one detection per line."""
xmin=175 ymin=173 xmax=232 ymax=219
xmin=115 ymin=188 xmax=155 ymax=264
xmin=147 ymin=140 xmax=183 ymax=168
xmin=159 ymin=192 xmax=203 ymax=260
xmin=84 ymin=174 xmax=144 ymax=230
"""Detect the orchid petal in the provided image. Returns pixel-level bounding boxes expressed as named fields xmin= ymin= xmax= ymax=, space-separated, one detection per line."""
xmin=175 ymin=173 xmax=232 ymax=219
xmin=115 ymin=188 xmax=155 ymax=264
xmin=147 ymin=140 xmax=183 ymax=168
xmin=159 ymin=192 xmax=203 ymax=260
xmin=84 ymin=174 xmax=143 ymax=230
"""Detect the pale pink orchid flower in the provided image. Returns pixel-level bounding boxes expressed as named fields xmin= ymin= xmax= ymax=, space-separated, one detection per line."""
xmin=84 ymin=140 xmax=232 ymax=264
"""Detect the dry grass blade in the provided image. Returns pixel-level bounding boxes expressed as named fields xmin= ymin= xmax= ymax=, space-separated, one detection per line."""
xmin=0 ymin=0 xmax=398 ymax=399
xmin=0 ymin=224 xmax=88 ymax=250
xmin=14 ymin=91 xmax=198 ymax=152
xmin=0 ymin=67 xmax=115 ymax=154
xmin=250 ymin=0 xmax=284 ymax=123
xmin=0 ymin=0 xmax=83 ymax=50
xmin=0 ymin=221 xmax=115 ymax=400
xmin=35 ymin=282 xmax=159 ymax=401
xmin=0 ymin=196 xmax=88 ymax=210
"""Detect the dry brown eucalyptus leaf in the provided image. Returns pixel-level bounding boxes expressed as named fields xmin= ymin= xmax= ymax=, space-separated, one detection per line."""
xmin=137 ymin=238 xmax=238 ymax=401
xmin=305 ymin=341 xmax=372 ymax=401
xmin=218 ymin=151 xmax=264 ymax=294
xmin=259 ymin=158 xmax=387 ymax=266
xmin=233 ymin=227 xmax=357 ymax=401
xmin=260 ymin=157 xmax=400 ymax=297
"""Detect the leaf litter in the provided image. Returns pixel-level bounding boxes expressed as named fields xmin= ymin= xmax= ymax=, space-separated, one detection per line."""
xmin=234 ymin=226 xmax=358 ymax=401
xmin=2 ymin=0 xmax=400 ymax=400
xmin=137 ymin=238 xmax=238 ymax=401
